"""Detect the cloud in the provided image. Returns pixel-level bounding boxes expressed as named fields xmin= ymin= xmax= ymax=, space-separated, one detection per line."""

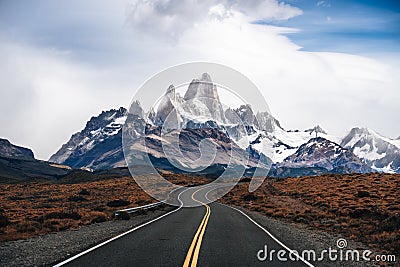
xmin=166 ymin=13 xmax=399 ymax=137
xmin=0 ymin=0 xmax=399 ymax=160
xmin=125 ymin=0 xmax=302 ymax=39
xmin=0 ymin=40 xmax=137 ymax=159
xmin=317 ymin=1 xmax=331 ymax=8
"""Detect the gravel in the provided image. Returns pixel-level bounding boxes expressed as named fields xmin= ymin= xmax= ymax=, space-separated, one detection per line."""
xmin=230 ymin=205 xmax=397 ymax=267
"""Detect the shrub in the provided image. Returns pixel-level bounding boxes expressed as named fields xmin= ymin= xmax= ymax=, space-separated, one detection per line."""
xmin=243 ymin=193 xmax=258 ymax=201
xmin=356 ymin=190 xmax=370 ymax=198
xmin=91 ymin=214 xmax=108 ymax=223
xmin=107 ymin=199 xmax=130 ymax=207
xmin=44 ymin=212 xmax=81 ymax=220
xmin=379 ymin=215 xmax=400 ymax=232
xmin=78 ymin=188 xmax=90 ymax=195
xmin=68 ymin=195 xmax=88 ymax=202
xmin=16 ymin=221 xmax=39 ymax=233
xmin=0 ymin=213 xmax=10 ymax=228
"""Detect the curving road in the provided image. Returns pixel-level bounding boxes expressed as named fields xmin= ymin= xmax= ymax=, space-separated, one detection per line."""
xmin=54 ymin=184 xmax=311 ymax=267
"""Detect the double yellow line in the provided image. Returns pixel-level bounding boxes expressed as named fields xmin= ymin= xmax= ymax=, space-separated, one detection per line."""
xmin=183 ymin=188 xmax=211 ymax=267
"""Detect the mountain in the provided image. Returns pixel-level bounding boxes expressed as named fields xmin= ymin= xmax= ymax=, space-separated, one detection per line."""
xmin=238 ymin=124 xmax=340 ymax=163
xmin=305 ymin=125 xmax=327 ymax=137
xmin=49 ymin=73 xmax=398 ymax=177
xmin=123 ymin=127 xmax=271 ymax=176
xmin=154 ymin=73 xmax=227 ymax=128
xmin=271 ymin=137 xmax=373 ymax=177
xmin=341 ymin=127 xmax=400 ymax=173
xmin=0 ymin=138 xmax=34 ymax=159
xmin=49 ymin=107 xmax=127 ymax=168
xmin=0 ymin=157 xmax=71 ymax=182
xmin=0 ymin=139 xmax=70 ymax=182
xmin=183 ymin=73 xmax=226 ymax=124
xmin=49 ymin=74 xmax=274 ymax=173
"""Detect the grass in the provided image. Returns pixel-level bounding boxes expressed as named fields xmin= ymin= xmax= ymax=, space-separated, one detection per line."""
xmin=0 ymin=173 xmax=209 ymax=242
xmin=220 ymin=173 xmax=400 ymax=256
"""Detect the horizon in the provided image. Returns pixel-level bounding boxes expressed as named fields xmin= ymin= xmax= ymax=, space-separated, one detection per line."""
xmin=0 ymin=0 xmax=399 ymax=159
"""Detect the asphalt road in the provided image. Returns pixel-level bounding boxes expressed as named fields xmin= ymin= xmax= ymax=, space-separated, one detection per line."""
xmin=55 ymin=184 xmax=311 ymax=267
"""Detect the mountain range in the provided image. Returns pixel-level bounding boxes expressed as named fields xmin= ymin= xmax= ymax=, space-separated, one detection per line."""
xmin=45 ymin=73 xmax=399 ymax=177
xmin=0 ymin=73 xmax=398 ymax=180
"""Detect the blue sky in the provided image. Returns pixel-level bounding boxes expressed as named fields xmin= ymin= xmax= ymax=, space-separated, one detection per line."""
xmin=0 ymin=0 xmax=399 ymax=159
xmin=260 ymin=0 xmax=400 ymax=54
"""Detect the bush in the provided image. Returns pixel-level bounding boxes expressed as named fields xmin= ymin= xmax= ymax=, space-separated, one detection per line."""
xmin=379 ymin=215 xmax=400 ymax=232
xmin=44 ymin=211 xmax=81 ymax=220
xmin=356 ymin=190 xmax=370 ymax=198
xmin=68 ymin=195 xmax=88 ymax=202
xmin=91 ymin=214 xmax=107 ymax=223
xmin=16 ymin=221 xmax=39 ymax=233
xmin=107 ymin=199 xmax=130 ymax=207
xmin=0 ymin=213 xmax=10 ymax=228
xmin=243 ymin=193 xmax=258 ymax=201
xmin=78 ymin=188 xmax=90 ymax=195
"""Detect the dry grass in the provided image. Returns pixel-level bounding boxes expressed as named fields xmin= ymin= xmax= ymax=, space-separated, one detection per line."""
xmin=0 ymin=173 xmax=208 ymax=242
xmin=221 ymin=173 xmax=400 ymax=255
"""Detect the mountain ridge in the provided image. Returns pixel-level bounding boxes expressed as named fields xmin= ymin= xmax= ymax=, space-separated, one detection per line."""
xmin=47 ymin=73 xmax=399 ymax=175
xmin=0 ymin=138 xmax=34 ymax=159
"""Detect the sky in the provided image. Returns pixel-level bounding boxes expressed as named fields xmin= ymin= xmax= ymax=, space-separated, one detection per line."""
xmin=0 ymin=0 xmax=399 ymax=160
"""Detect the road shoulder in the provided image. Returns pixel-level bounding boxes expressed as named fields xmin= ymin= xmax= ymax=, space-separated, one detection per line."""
xmin=0 ymin=206 xmax=175 ymax=267
xmin=223 ymin=204 xmax=385 ymax=267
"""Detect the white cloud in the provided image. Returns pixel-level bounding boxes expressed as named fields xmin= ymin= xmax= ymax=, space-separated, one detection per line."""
xmin=166 ymin=13 xmax=399 ymax=137
xmin=0 ymin=41 xmax=137 ymax=159
xmin=124 ymin=5 xmax=399 ymax=139
xmin=0 ymin=0 xmax=399 ymax=160
xmin=126 ymin=0 xmax=302 ymax=39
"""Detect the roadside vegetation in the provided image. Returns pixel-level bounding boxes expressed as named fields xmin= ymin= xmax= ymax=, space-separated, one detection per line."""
xmin=0 ymin=173 xmax=207 ymax=242
xmin=221 ymin=173 xmax=400 ymax=256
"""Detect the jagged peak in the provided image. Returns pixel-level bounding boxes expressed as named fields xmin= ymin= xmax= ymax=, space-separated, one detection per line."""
xmin=200 ymin=72 xmax=212 ymax=82
xmin=306 ymin=136 xmax=339 ymax=146
xmin=305 ymin=125 xmax=327 ymax=135
xmin=166 ymin=84 xmax=175 ymax=94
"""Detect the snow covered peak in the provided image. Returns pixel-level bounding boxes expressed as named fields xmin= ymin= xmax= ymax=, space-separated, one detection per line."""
xmin=305 ymin=125 xmax=327 ymax=136
xmin=184 ymin=73 xmax=217 ymax=100
xmin=153 ymin=73 xmax=226 ymax=126
xmin=256 ymin=111 xmax=283 ymax=132
xmin=278 ymin=137 xmax=372 ymax=173
xmin=200 ymin=72 xmax=212 ymax=82
xmin=129 ymin=100 xmax=144 ymax=118
xmin=341 ymin=127 xmax=400 ymax=173
xmin=342 ymin=127 xmax=400 ymax=150
xmin=49 ymin=107 xmax=127 ymax=164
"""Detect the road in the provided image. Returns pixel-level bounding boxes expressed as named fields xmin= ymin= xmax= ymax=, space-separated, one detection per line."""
xmin=55 ymin=184 xmax=311 ymax=267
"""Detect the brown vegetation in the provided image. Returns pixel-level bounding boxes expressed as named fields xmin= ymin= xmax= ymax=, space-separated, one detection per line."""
xmin=0 ymin=173 xmax=208 ymax=242
xmin=221 ymin=173 xmax=400 ymax=255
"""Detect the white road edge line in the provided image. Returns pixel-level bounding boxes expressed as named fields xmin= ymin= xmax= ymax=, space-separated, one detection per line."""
xmin=53 ymin=187 xmax=190 ymax=267
xmin=205 ymin=185 xmax=314 ymax=267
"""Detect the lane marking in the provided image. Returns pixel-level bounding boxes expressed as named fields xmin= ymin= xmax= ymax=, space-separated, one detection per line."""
xmin=205 ymin=185 xmax=313 ymax=267
xmin=183 ymin=187 xmax=211 ymax=267
xmin=53 ymin=187 xmax=190 ymax=267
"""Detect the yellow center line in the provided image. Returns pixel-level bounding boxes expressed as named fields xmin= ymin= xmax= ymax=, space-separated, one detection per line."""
xmin=183 ymin=187 xmax=211 ymax=267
